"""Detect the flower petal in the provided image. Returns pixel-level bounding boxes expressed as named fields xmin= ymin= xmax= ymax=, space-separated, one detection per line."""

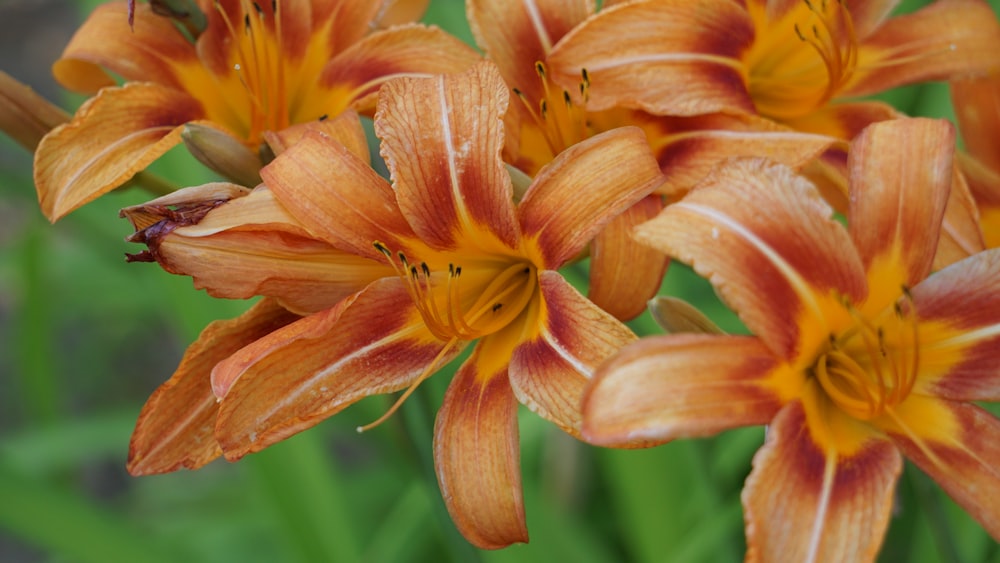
xmin=52 ymin=2 xmax=196 ymax=92
xmin=34 ymin=83 xmax=204 ymax=221
xmin=467 ymin=0 xmax=593 ymax=102
xmin=318 ymin=24 xmax=481 ymax=112
xmin=934 ymin=166 xmax=986 ymax=270
xmin=261 ymin=131 xmax=416 ymax=261
xmin=263 ymin=110 xmax=370 ymax=163
xmin=588 ymin=194 xmax=668 ymax=321
xmin=375 ymin=62 xmax=522 ymax=252
xmin=743 ymin=400 xmax=902 ymax=562
xmin=882 ymin=397 xmax=1000 ymax=540
xmin=519 ymin=126 xmax=663 ymax=268
xmin=213 ymin=277 xmax=456 ymax=459
xmin=846 ymin=0 xmax=1000 ymax=98
xmin=653 ymin=113 xmax=842 ymax=196
xmin=583 ymin=334 xmax=783 ymax=447
xmin=510 ymin=272 xmax=636 ymax=436
xmin=847 ymin=118 xmax=954 ymax=306
xmin=636 ymin=159 xmax=866 ymax=361
xmin=952 ymin=74 xmax=1000 ymax=174
xmin=910 ymin=249 xmax=1000 ymax=401
xmin=127 ymin=299 xmax=300 ymax=475
xmin=781 ymin=100 xmax=901 ymax=140
xmin=547 ymin=0 xmax=754 ymax=115
xmin=434 ymin=344 xmax=527 ymax=549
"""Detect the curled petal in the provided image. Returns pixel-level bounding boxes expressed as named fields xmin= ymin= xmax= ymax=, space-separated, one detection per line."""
xmin=319 ymin=24 xmax=481 ymax=112
xmin=583 ymin=335 xmax=783 ymax=447
xmin=127 ymin=299 xmax=300 ymax=475
xmin=510 ymin=272 xmax=636 ymax=436
xmin=934 ymin=167 xmax=986 ymax=269
xmin=588 ymin=194 xmax=667 ymax=321
xmin=53 ymin=2 xmax=196 ymax=92
xmin=847 ymin=0 xmax=1000 ymax=98
xmin=214 ymin=278 xmax=454 ymax=459
xmin=261 ymin=131 xmax=416 ymax=260
xmin=743 ymin=400 xmax=902 ymax=562
xmin=35 ymin=84 xmax=204 ymax=221
xmin=434 ymin=344 xmax=527 ymax=549
xmin=519 ymin=126 xmax=663 ymax=269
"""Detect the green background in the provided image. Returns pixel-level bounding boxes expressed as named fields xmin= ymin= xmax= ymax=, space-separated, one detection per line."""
xmin=1 ymin=0 xmax=998 ymax=561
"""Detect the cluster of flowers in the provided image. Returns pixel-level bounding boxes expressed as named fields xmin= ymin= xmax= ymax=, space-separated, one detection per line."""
xmin=4 ymin=0 xmax=1000 ymax=558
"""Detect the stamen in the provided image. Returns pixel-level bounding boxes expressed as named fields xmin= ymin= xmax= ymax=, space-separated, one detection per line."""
xmin=356 ymin=336 xmax=461 ymax=433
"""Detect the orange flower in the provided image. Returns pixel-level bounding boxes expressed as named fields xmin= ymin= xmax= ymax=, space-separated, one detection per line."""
xmin=35 ymin=0 xmax=478 ymax=221
xmin=467 ymin=0 xmax=841 ymax=319
xmin=126 ymin=62 xmax=663 ymax=548
xmin=548 ymin=0 xmax=1000 ymax=139
xmin=584 ymin=118 xmax=1000 ymax=560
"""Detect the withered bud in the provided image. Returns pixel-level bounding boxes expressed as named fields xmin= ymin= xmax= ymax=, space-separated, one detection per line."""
xmin=121 ymin=182 xmax=249 ymax=263
xmin=648 ymin=296 xmax=725 ymax=335
xmin=181 ymin=123 xmax=263 ymax=187
xmin=0 ymin=71 xmax=69 ymax=152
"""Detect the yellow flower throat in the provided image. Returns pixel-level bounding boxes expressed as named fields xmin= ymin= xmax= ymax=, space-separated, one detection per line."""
xmin=374 ymin=242 xmax=538 ymax=342
xmin=811 ymin=290 xmax=920 ymax=421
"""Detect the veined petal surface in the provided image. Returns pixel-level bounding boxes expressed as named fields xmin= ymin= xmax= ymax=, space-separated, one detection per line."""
xmin=261 ymin=131 xmax=417 ymax=260
xmin=213 ymin=278 xmax=454 ymax=459
xmin=375 ymin=62 xmax=521 ymax=252
xmin=743 ymin=399 xmax=902 ymax=563
xmin=510 ymin=272 xmax=636 ymax=436
xmin=35 ymin=83 xmax=204 ymax=221
xmin=910 ymin=249 xmax=1000 ymax=401
xmin=434 ymin=339 xmax=527 ymax=549
xmin=636 ymin=159 xmax=866 ymax=361
xmin=583 ymin=334 xmax=784 ymax=448
xmin=127 ymin=299 xmax=300 ymax=475
xmin=547 ymin=0 xmax=754 ymax=115
xmin=848 ymin=119 xmax=954 ymax=306
xmin=518 ymin=126 xmax=662 ymax=268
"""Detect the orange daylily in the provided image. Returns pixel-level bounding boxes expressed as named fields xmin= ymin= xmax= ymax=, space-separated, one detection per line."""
xmin=467 ymin=0 xmax=842 ymax=319
xmin=35 ymin=0 xmax=479 ymax=221
xmin=126 ymin=62 xmax=663 ymax=548
xmin=951 ymin=73 xmax=1000 ymax=248
xmin=547 ymin=0 xmax=997 ymax=267
xmin=583 ymin=118 xmax=1000 ymax=560
xmin=548 ymin=0 xmax=1000 ymax=139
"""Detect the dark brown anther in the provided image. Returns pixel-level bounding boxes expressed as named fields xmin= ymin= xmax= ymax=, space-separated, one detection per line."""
xmin=491 ymin=303 xmax=503 ymax=312
xmin=420 ymin=262 xmax=431 ymax=278
xmin=318 ymin=114 xmax=328 ymax=121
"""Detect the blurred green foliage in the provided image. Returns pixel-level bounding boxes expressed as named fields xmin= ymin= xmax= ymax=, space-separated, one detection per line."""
xmin=1 ymin=0 xmax=998 ymax=561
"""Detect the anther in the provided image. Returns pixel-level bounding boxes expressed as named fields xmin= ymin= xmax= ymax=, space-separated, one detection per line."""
xmin=318 ymin=114 xmax=328 ymax=121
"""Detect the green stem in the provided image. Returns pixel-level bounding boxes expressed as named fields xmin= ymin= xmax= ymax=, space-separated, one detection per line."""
xmin=399 ymin=387 xmax=482 ymax=563
xmin=126 ymin=171 xmax=178 ymax=198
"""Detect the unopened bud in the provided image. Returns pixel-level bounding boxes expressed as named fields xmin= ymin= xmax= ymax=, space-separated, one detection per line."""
xmin=648 ymin=296 xmax=725 ymax=335
xmin=182 ymin=123 xmax=263 ymax=187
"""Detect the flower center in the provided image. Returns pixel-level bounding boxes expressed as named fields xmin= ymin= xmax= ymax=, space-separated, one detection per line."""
xmin=375 ymin=242 xmax=538 ymax=342
xmin=746 ymin=0 xmax=858 ymax=122
xmin=811 ymin=289 xmax=919 ymax=421
xmin=212 ymin=0 xmax=292 ymax=147
xmin=513 ymin=62 xmax=592 ymax=160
